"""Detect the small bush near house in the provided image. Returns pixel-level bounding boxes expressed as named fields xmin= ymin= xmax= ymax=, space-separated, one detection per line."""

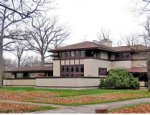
xmin=100 ymin=69 xmax=139 ymax=89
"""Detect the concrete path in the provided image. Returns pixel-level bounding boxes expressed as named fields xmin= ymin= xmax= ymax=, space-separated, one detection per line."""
xmin=34 ymin=98 xmax=150 ymax=113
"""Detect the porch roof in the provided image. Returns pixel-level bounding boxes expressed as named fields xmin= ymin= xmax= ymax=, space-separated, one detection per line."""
xmin=5 ymin=66 xmax=53 ymax=73
xmin=128 ymin=67 xmax=147 ymax=73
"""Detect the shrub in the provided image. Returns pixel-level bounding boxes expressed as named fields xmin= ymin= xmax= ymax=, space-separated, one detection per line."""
xmin=100 ymin=69 xmax=140 ymax=89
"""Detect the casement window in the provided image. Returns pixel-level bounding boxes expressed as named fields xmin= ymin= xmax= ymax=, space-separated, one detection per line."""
xmin=99 ymin=68 xmax=107 ymax=75
xmin=59 ymin=51 xmax=86 ymax=59
xmin=61 ymin=64 xmax=84 ymax=77
xmin=115 ymin=52 xmax=132 ymax=60
xmin=15 ymin=72 xmax=31 ymax=79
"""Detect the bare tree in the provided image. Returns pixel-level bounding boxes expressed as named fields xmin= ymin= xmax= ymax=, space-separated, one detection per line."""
xmin=4 ymin=58 xmax=17 ymax=70
xmin=0 ymin=0 xmax=50 ymax=87
xmin=117 ymin=34 xmax=142 ymax=46
xmin=22 ymin=56 xmax=41 ymax=67
xmin=10 ymin=40 xmax=28 ymax=67
xmin=97 ymin=28 xmax=110 ymax=42
xmin=142 ymin=17 xmax=150 ymax=91
xmin=26 ymin=17 xmax=69 ymax=65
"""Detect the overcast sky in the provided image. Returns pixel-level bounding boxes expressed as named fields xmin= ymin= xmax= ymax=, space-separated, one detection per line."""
xmin=51 ymin=0 xmax=147 ymax=46
xmin=4 ymin=0 xmax=148 ymax=61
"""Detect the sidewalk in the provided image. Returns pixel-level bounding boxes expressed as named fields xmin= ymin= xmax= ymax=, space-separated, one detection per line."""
xmin=33 ymin=98 xmax=150 ymax=113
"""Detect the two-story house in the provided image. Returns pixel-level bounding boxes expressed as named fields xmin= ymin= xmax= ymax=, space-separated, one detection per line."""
xmin=4 ymin=40 xmax=149 ymax=88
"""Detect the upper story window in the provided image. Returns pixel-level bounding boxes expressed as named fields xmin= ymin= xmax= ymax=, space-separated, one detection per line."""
xmin=85 ymin=51 xmax=94 ymax=57
xmin=75 ymin=51 xmax=80 ymax=57
xmin=59 ymin=50 xmax=85 ymax=59
xmin=65 ymin=52 xmax=70 ymax=57
xmin=115 ymin=52 xmax=132 ymax=60
xmin=71 ymin=51 xmax=75 ymax=57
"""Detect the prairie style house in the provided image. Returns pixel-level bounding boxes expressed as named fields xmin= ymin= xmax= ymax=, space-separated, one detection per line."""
xmin=4 ymin=40 xmax=149 ymax=88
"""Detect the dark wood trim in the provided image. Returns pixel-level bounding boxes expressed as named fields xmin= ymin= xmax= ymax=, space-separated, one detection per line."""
xmin=112 ymin=58 xmax=146 ymax=61
xmin=54 ymin=57 xmax=110 ymax=61
xmin=49 ymin=47 xmax=116 ymax=53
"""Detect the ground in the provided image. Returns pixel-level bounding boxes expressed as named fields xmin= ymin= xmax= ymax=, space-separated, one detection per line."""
xmin=0 ymin=87 xmax=150 ymax=113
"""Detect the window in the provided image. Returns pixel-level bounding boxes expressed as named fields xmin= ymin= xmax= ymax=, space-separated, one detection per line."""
xmin=115 ymin=52 xmax=132 ymax=60
xmin=81 ymin=51 xmax=85 ymax=57
xmin=61 ymin=64 xmax=84 ymax=77
xmin=75 ymin=51 xmax=80 ymax=57
xmin=16 ymin=73 xmax=23 ymax=78
xmin=61 ymin=52 xmax=65 ymax=58
xmin=85 ymin=51 xmax=94 ymax=57
xmin=65 ymin=52 xmax=70 ymax=58
xmin=71 ymin=51 xmax=75 ymax=57
xmin=15 ymin=72 xmax=31 ymax=79
xmin=99 ymin=68 xmax=107 ymax=75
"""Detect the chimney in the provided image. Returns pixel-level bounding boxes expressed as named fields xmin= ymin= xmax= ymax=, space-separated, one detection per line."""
xmin=93 ymin=39 xmax=112 ymax=47
xmin=100 ymin=39 xmax=112 ymax=47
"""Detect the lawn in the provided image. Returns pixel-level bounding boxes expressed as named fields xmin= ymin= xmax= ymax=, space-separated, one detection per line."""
xmin=111 ymin=103 xmax=150 ymax=113
xmin=0 ymin=102 xmax=55 ymax=113
xmin=0 ymin=87 xmax=150 ymax=106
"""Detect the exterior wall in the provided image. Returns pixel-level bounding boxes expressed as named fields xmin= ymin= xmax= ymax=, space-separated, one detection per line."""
xmin=140 ymin=81 xmax=146 ymax=87
xmin=132 ymin=60 xmax=146 ymax=67
xmin=36 ymin=78 xmax=100 ymax=88
xmin=84 ymin=59 xmax=111 ymax=77
xmin=3 ymin=79 xmax=35 ymax=86
xmin=53 ymin=60 xmax=60 ymax=77
xmin=111 ymin=61 xmax=132 ymax=69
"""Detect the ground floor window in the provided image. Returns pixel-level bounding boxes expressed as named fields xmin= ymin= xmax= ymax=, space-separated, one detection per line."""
xmin=99 ymin=68 xmax=107 ymax=75
xmin=61 ymin=64 xmax=84 ymax=77
xmin=15 ymin=72 xmax=31 ymax=79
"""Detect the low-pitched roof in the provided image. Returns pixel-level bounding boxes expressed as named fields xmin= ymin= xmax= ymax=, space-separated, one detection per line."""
xmin=128 ymin=67 xmax=147 ymax=73
xmin=49 ymin=41 xmax=150 ymax=53
xmin=113 ymin=45 xmax=150 ymax=52
xmin=49 ymin=41 xmax=116 ymax=52
xmin=5 ymin=66 xmax=53 ymax=73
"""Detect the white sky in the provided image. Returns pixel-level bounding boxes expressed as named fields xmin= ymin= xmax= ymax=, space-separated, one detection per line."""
xmin=51 ymin=0 xmax=147 ymax=46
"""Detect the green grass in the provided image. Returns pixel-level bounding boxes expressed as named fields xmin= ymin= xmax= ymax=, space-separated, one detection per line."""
xmin=0 ymin=86 xmax=147 ymax=97
xmin=27 ymin=106 xmax=56 ymax=113
xmin=1 ymin=87 xmax=150 ymax=106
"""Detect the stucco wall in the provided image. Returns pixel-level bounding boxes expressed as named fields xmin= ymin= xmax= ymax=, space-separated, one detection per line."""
xmin=3 ymin=79 xmax=35 ymax=86
xmin=53 ymin=60 xmax=60 ymax=77
xmin=36 ymin=78 xmax=100 ymax=87
xmin=140 ymin=81 xmax=146 ymax=87
xmin=111 ymin=61 xmax=132 ymax=69
xmin=132 ymin=60 xmax=146 ymax=67
xmin=84 ymin=59 xmax=111 ymax=77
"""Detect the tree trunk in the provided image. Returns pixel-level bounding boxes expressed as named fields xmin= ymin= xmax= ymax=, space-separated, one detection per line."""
xmin=18 ymin=57 xmax=21 ymax=67
xmin=41 ymin=55 xmax=45 ymax=66
xmin=147 ymin=52 xmax=150 ymax=91
xmin=0 ymin=36 xmax=3 ymax=87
